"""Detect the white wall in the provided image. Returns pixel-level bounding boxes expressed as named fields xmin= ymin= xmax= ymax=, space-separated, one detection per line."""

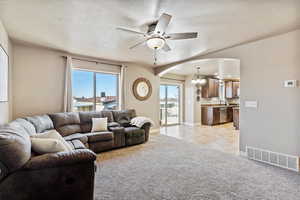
xmin=184 ymin=75 xmax=201 ymax=125
xmin=0 ymin=20 xmax=12 ymax=124
xmin=202 ymin=29 xmax=300 ymax=156
xmin=12 ymin=43 xmax=161 ymax=129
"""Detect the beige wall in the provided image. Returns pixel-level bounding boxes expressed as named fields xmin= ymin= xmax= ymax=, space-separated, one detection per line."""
xmin=12 ymin=44 xmax=161 ymax=129
xmin=202 ymin=29 xmax=300 ymax=156
xmin=0 ymin=20 xmax=13 ymax=124
xmin=124 ymin=64 xmax=160 ymax=129
xmin=12 ymin=43 xmax=65 ymax=118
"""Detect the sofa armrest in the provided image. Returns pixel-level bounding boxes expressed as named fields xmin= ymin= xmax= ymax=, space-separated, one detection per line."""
xmin=24 ymin=149 xmax=96 ymax=170
xmin=141 ymin=122 xmax=151 ymax=142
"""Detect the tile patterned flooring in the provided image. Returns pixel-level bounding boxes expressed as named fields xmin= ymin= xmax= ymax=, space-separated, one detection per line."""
xmin=159 ymin=123 xmax=239 ymax=154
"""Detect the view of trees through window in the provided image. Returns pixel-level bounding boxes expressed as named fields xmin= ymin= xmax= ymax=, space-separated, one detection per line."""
xmin=72 ymin=69 xmax=118 ymax=112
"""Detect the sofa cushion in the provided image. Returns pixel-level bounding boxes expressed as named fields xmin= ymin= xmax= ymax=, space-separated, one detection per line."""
xmin=31 ymin=138 xmax=70 ymax=154
xmin=32 ymin=130 xmax=73 ymax=152
xmin=15 ymin=118 xmax=36 ymax=136
xmin=91 ymin=118 xmax=108 ymax=132
xmin=124 ymin=127 xmax=145 ymax=138
xmin=48 ymin=112 xmax=81 ymax=136
xmin=79 ymin=111 xmax=114 ymax=133
xmin=85 ymin=132 xmax=113 ymax=142
xmin=63 ymin=133 xmax=88 ymax=144
xmin=108 ymin=122 xmax=120 ymax=128
xmin=112 ymin=109 xmax=136 ymax=127
xmin=25 ymin=115 xmax=54 ymax=133
xmin=0 ymin=120 xmax=32 ymax=178
xmin=79 ymin=111 xmax=101 ymax=124
xmin=100 ymin=111 xmax=114 ymax=122
xmin=68 ymin=139 xmax=87 ymax=150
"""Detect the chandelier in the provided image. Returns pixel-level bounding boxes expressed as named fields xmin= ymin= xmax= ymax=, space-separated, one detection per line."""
xmin=191 ymin=67 xmax=207 ymax=85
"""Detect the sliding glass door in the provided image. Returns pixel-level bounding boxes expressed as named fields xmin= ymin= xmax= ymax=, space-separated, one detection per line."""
xmin=160 ymin=84 xmax=180 ymax=126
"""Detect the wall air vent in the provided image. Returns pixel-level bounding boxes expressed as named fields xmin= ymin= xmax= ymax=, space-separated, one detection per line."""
xmin=246 ymin=146 xmax=299 ymax=172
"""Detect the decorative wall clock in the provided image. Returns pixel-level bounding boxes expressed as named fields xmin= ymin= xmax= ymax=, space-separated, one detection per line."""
xmin=132 ymin=78 xmax=152 ymax=101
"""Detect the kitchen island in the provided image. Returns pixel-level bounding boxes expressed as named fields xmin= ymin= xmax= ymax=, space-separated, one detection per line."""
xmin=233 ymin=107 xmax=240 ymax=130
xmin=201 ymin=104 xmax=239 ymax=126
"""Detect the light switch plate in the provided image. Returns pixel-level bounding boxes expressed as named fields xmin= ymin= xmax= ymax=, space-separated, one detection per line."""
xmin=245 ymin=100 xmax=258 ymax=108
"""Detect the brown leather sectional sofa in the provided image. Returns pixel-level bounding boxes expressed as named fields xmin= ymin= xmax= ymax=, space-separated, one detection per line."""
xmin=0 ymin=109 xmax=151 ymax=200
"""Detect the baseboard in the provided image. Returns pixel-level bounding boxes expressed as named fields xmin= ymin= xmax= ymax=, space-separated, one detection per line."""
xmin=150 ymin=128 xmax=160 ymax=134
xmin=239 ymin=151 xmax=247 ymax=157
xmin=183 ymin=122 xmax=201 ymax=127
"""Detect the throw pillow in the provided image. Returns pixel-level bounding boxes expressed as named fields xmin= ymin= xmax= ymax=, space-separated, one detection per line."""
xmin=31 ymin=138 xmax=69 ymax=154
xmin=31 ymin=130 xmax=73 ymax=151
xmin=91 ymin=118 xmax=108 ymax=132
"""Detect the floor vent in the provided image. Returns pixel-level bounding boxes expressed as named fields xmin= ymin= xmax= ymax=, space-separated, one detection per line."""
xmin=246 ymin=146 xmax=299 ymax=172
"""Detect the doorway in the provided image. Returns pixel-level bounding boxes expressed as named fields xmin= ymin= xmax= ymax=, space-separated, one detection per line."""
xmin=160 ymin=84 xmax=181 ymax=126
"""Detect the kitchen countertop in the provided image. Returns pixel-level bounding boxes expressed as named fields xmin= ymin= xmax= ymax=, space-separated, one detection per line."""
xmin=201 ymin=104 xmax=239 ymax=108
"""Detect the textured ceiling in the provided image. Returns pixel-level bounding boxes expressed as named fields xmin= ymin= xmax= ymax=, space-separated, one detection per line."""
xmin=169 ymin=58 xmax=240 ymax=78
xmin=0 ymin=0 xmax=299 ymax=67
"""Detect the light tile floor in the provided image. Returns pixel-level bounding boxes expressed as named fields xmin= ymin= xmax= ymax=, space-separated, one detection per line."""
xmin=159 ymin=123 xmax=239 ymax=154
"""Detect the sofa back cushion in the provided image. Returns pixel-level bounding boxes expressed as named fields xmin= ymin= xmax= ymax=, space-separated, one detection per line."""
xmin=79 ymin=111 xmax=114 ymax=133
xmin=112 ymin=109 xmax=136 ymax=127
xmin=15 ymin=118 xmax=37 ymax=136
xmin=25 ymin=115 xmax=54 ymax=133
xmin=0 ymin=120 xmax=32 ymax=180
xmin=48 ymin=112 xmax=81 ymax=136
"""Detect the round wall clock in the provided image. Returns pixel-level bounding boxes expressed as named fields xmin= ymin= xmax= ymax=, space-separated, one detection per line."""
xmin=132 ymin=78 xmax=152 ymax=101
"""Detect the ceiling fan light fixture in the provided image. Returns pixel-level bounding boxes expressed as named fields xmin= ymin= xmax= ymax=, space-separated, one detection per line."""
xmin=146 ymin=37 xmax=165 ymax=50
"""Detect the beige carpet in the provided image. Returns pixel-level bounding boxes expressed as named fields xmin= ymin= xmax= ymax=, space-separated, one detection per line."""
xmin=95 ymin=134 xmax=300 ymax=200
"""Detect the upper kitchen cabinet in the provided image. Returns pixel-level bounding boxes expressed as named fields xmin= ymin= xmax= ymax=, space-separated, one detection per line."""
xmin=225 ymin=81 xmax=240 ymax=98
xmin=202 ymin=78 xmax=219 ymax=98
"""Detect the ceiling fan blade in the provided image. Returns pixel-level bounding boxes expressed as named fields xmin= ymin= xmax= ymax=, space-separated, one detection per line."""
xmin=116 ymin=27 xmax=145 ymax=36
xmin=166 ymin=32 xmax=198 ymax=40
xmin=162 ymin=43 xmax=171 ymax=52
xmin=154 ymin=13 xmax=172 ymax=34
xmin=129 ymin=38 xmax=147 ymax=49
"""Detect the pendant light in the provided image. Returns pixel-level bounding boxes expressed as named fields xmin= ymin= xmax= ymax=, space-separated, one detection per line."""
xmin=191 ymin=67 xmax=207 ymax=85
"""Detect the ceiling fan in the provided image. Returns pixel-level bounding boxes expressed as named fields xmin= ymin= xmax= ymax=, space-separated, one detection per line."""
xmin=116 ymin=13 xmax=198 ymax=64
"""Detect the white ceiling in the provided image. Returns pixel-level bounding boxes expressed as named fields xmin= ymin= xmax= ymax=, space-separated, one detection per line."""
xmin=0 ymin=0 xmax=299 ymax=67
xmin=169 ymin=58 xmax=240 ymax=78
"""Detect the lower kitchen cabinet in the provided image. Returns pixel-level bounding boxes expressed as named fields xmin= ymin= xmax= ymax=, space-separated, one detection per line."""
xmin=201 ymin=106 xmax=234 ymax=126
xmin=233 ymin=107 xmax=240 ymax=130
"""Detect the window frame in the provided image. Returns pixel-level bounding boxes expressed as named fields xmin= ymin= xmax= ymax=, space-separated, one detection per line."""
xmin=72 ymin=68 xmax=120 ymax=111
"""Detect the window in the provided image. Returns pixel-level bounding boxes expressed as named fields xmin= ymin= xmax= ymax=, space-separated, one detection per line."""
xmin=72 ymin=69 xmax=119 ymax=112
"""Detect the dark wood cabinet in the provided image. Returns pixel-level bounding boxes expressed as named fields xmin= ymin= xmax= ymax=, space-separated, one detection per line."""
xmin=227 ymin=107 xmax=233 ymax=122
xmin=201 ymin=106 xmax=234 ymax=126
xmin=225 ymin=81 xmax=240 ymax=98
xmin=201 ymin=78 xmax=219 ymax=98
xmin=233 ymin=107 xmax=240 ymax=130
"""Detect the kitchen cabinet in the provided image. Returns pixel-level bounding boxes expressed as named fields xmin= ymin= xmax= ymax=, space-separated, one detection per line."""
xmin=201 ymin=78 xmax=219 ymax=98
xmin=201 ymin=106 xmax=234 ymax=126
xmin=225 ymin=81 xmax=240 ymax=98
xmin=233 ymin=107 xmax=239 ymax=130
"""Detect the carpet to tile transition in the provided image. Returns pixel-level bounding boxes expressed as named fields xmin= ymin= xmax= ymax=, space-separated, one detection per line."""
xmin=94 ymin=134 xmax=300 ymax=200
